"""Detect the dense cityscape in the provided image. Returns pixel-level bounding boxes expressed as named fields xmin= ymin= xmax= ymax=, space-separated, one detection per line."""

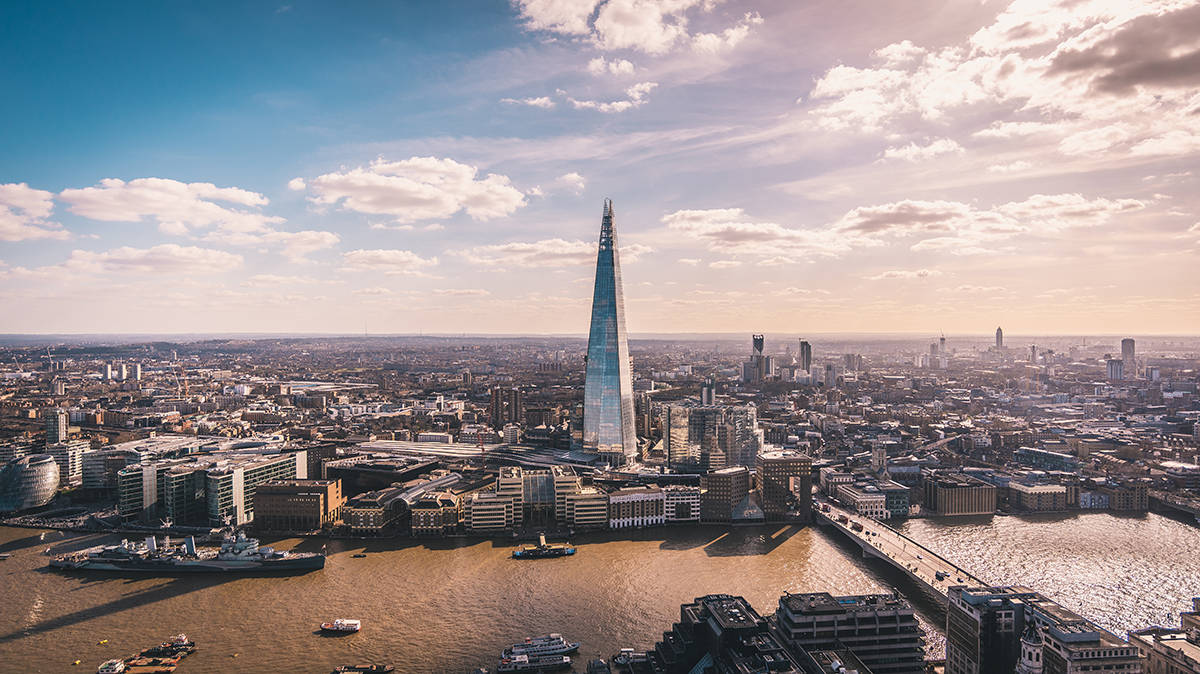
xmin=1 ymin=200 xmax=1198 ymax=673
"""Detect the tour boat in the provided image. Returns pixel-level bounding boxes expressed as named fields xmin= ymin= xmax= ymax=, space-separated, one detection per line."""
xmin=321 ymin=619 xmax=362 ymax=633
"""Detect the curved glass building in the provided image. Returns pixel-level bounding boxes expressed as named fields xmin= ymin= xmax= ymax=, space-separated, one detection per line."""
xmin=0 ymin=454 xmax=60 ymax=512
xmin=582 ymin=199 xmax=638 ymax=466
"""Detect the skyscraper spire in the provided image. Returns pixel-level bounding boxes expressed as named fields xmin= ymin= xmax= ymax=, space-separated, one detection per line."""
xmin=583 ymin=198 xmax=638 ymax=466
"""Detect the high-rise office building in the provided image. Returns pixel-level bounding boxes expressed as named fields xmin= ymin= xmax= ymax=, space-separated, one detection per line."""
xmin=44 ymin=408 xmax=68 ymax=446
xmin=757 ymin=450 xmax=812 ymax=521
xmin=700 ymin=378 xmax=716 ymax=405
xmin=582 ymin=199 xmax=638 ymax=466
xmin=1107 ymin=358 xmax=1124 ymax=382
xmin=995 ymin=327 xmax=1003 ymax=349
xmin=743 ymin=334 xmax=766 ymax=384
xmin=1120 ymin=338 xmax=1135 ymax=378
xmin=799 ymin=339 xmax=812 ymax=373
xmin=1029 ymin=345 xmax=1037 ymax=363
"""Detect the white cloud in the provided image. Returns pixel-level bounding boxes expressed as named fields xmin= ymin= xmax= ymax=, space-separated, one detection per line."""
xmin=587 ymin=56 xmax=635 ymax=76
xmin=880 ymin=138 xmax=964 ymax=162
xmin=708 ymin=259 xmax=742 ymax=268
xmin=61 ymin=244 xmax=244 ymax=274
xmin=287 ymin=177 xmax=306 ymax=191
xmin=500 ymin=96 xmax=557 ymax=108
xmin=342 ymin=249 xmax=439 ymax=275
xmin=692 ymin=12 xmax=762 ymax=54
xmin=663 ymin=207 xmax=854 ymax=258
xmin=567 ymin=81 xmax=658 ymax=113
xmin=987 ymin=160 xmax=1033 ymax=173
xmin=244 ymin=274 xmax=321 ymax=286
xmin=433 ymin=288 xmax=492 ymax=296
xmin=555 ymin=172 xmax=587 ymax=193
xmin=59 ymin=178 xmax=280 ymax=235
xmin=306 ymin=156 xmax=527 ymax=223
xmin=456 ymin=238 xmax=650 ymax=267
xmin=873 ymin=40 xmax=925 ymax=67
xmin=513 ymin=0 xmax=600 ymax=35
xmin=0 ymin=183 xmax=69 ymax=242
xmin=865 ymin=268 xmax=942 ymax=280
xmin=677 ymin=257 xmax=701 ymax=265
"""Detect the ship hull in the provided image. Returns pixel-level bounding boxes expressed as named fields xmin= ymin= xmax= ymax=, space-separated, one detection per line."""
xmin=49 ymin=556 xmax=325 ymax=574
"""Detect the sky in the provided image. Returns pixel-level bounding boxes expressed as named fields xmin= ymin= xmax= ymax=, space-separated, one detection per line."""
xmin=1 ymin=0 xmax=1198 ymax=336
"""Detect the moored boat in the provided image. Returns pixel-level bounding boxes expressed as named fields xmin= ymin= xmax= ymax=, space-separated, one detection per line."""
xmin=504 ymin=634 xmax=580 ymax=657
xmin=331 ymin=666 xmax=393 ymax=673
xmin=496 ymin=654 xmax=572 ymax=672
xmin=512 ymin=534 xmax=575 ymax=560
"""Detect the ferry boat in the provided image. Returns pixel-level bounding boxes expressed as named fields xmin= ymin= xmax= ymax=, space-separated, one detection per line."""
xmin=96 ymin=660 xmax=126 ymax=674
xmin=331 ymin=666 xmax=393 ymax=673
xmin=512 ymin=534 xmax=575 ymax=560
xmin=321 ymin=619 xmax=362 ymax=633
xmin=50 ymin=532 xmax=325 ymax=574
xmin=496 ymin=654 xmax=572 ymax=672
xmin=504 ymin=634 xmax=580 ymax=657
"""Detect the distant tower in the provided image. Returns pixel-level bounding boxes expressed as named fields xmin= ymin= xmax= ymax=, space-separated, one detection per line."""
xmin=132 ymin=363 xmax=142 ymax=381
xmin=44 ymin=408 xmax=68 ymax=446
xmin=1016 ymin=624 xmax=1043 ymax=674
xmin=582 ymin=199 xmax=638 ymax=466
xmin=939 ymin=335 xmax=946 ymax=355
xmin=745 ymin=335 xmax=766 ymax=384
xmin=1029 ymin=345 xmax=1037 ymax=363
xmin=1121 ymin=338 xmax=1135 ymax=378
xmin=700 ymin=378 xmax=716 ymax=405
xmin=1107 ymin=358 xmax=1124 ymax=381
xmin=995 ymin=327 xmax=1004 ymax=349
xmin=799 ymin=339 xmax=812 ymax=373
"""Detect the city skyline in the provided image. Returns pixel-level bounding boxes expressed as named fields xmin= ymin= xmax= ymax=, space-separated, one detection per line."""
xmin=2 ymin=1 xmax=1199 ymax=335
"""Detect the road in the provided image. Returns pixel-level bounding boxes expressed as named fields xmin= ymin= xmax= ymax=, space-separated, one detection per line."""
xmin=816 ymin=497 xmax=985 ymax=596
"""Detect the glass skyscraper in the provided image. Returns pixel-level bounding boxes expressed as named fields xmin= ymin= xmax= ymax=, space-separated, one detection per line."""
xmin=583 ymin=199 xmax=638 ymax=465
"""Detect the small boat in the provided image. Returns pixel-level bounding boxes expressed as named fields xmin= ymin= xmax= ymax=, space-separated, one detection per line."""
xmin=331 ymin=666 xmax=394 ymax=673
xmin=96 ymin=660 xmax=125 ymax=673
xmin=352 ymin=553 xmax=367 ymax=558
xmin=496 ymin=654 xmax=572 ymax=672
xmin=321 ymin=619 xmax=362 ymax=633
xmin=0 ymin=553 xmax=11 ymax=560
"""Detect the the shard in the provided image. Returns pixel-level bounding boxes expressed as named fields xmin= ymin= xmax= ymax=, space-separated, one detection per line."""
xmin=582 ymin=198 xmax=638 ymax=465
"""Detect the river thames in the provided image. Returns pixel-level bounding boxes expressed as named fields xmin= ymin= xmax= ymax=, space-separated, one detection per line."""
xmin=2 ymin=511 xmax=1197 ymax=673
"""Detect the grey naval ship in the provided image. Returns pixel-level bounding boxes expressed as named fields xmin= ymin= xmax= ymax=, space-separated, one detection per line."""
xmin=49 ymin=531 xmax=325 ymax=574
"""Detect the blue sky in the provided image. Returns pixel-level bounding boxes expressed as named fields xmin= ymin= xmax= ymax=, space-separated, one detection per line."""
xmin=2 ymin=0 xmax=1198 ymax=334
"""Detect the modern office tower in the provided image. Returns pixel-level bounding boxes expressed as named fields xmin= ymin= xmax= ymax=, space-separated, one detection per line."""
xmin=1128 ymin=598 xmax=1200 ymax=673
xmin=44 ymin=408 xmax=69 ymax=445
xmin=47 ymin=439 xmax=89 ymax=486
xmin=700 ymin=377 xmax=716 ymax=405
xmin=757 ymin=450 xmax=812 ymax=521
xmin=776 ymin=592 xmax=926 ymax=674
xmin=930 ymin=342 xmax=938 ymax=358
xmin=995 ymin=327 xmax=1004 ymax=348
xmin=0 ymin=454 xmax=60 ymax=512
xmin=253 ymin=479 xmax=345 ymax=532
xmin=488 ymin=385 xmax=522 ymax=430
xmin=582 ymin=199 xmax=638 ymax=466
xmin=1029 ymin=345 xmax=1037 ymax=363
xmin=204 ymin=453 xmax=305 ymax=526
xmin=1107 ymin=358 xmax=1124 ymax=381
xmin=743 ymin=334 xmax=766 ymax=384
xmin=634 ymin=391 xmax=653 ymax=438
xmin=799 ymin=339 xmax=813 ymax=373
xmin=939 ymin=335 xmax=946 ymax=354
xmin=1121 ymin=337 xmax=1135 ymax=377
xmin=662 ymin=405 xmax=697 ymax=467
xmin=496 ymin=466 xmax=524 ymax=526
xmin=700 ymin=466 xmax=751 ymax=521
xmin=132 ymin=363 xmax=142 ymax=381
xmin=923 ymin=471 xmax=997 ymax=515
xmin=551 ymin=465 xmax=581 ymax=524
xmin=946 ymin=586 xmax=1141 ymax=674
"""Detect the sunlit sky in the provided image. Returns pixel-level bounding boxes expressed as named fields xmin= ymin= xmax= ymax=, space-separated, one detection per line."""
xmin=1 ymin=0 xmax=1198 ymax=335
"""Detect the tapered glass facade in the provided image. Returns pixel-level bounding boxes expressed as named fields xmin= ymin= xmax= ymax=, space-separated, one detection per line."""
xmin=583 ymin=199 xmax=638 ymax=465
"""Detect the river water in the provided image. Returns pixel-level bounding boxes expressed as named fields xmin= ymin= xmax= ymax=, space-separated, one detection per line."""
xmin=1 ymin=512 xmax=1196 ymax=673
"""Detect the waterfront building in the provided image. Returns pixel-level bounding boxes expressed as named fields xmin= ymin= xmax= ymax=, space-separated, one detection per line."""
xmin=342 ymin=486 xmax=406 ymax=534
xmin=0 ymin=454 xmax=59 ymax=512
xmin=1128 ymin=597 xmax=1200 ymax=674
xmin=662 ymin=485 xmax=701 ymax=522
xmin=323 ymin=456 xmax=439 ymax=496
xmin=496 ymin=466 xmax=524 ymax=526
xmin=923 ymin=471 xmax=997 ymax=516
xmin=609 ymin=594 xmax=805 ymax=674
xmin=118 ymin=458 xmax=207 ymax=524
xmin=552 ymin=465 xmax=581 ymax=524
xmin=757 ymin=449 xmax=813 ymax=521
xmin=582 ymin=199 xmax=639 ymax=465
xmin=820 ymin=466 xmax=856 ymax=496
xmin=1009 ymin=482 xmax=1069 ymax=512
xmin=464 ymin=491 xmax=515 ymax=531
xmin=409 ymin=491 xmax=460 ymax=536
xmin=44 ymin=407 xmax=68 ymax=445
xmin=700 ymin=466 xmax=750 ymax=522
xmin=946 ymin=585 xmax=1142 ymax=674
xmin=520 ymin=468 xmax=556 ymax=525
xmin=775 ymin=591 xmax=926 ymax=674
xmin=254 ymin=479 xmax=345 ymax=532
xmin=81 ymin=447 xmax=141 ymax=493
xmin=564 ymin=488 xmax=609 ymax=529
xmin=206 ymin=452 xmax=305 ymax=526
xmin=838 ymin=483 xmax=889 ymax=520
xmin=46 ymin=439 xmax=89 ymax=487
xmin=608 ymin=485 xmax=665 ymax=529
xmin=880 ymin=480 xmax=911 ymax=518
